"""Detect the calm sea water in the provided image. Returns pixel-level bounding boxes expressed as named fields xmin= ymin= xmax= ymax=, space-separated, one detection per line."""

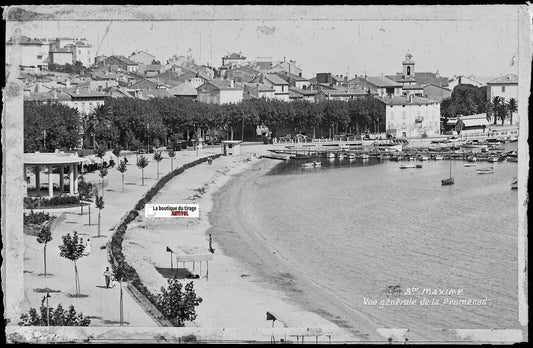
xmin=245 ymin=143 xmax=520 ymax=337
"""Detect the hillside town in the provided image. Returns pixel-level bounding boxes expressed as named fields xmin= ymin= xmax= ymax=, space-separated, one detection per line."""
xmin=7 ymin=35 xmax=520 ymax=148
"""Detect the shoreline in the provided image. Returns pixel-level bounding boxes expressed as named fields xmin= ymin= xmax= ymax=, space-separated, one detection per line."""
xmin=121 ymin=147 xmax=362 ymax=341
xmin=207 ymin=157 xmax=383 ymax=341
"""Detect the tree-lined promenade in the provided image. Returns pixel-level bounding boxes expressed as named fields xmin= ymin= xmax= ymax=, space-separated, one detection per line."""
xmin=24 ymin=84 xmax=517 ymax=154
xmin=24 ymin=95 xmax=385 ymax=153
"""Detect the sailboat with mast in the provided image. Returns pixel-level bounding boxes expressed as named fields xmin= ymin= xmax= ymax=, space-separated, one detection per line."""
xmin=441 ymin=159 xmax=454 ymax=185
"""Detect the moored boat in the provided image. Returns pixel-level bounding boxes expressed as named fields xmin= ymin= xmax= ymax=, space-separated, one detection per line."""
xmin=302 ymin=161 xmax=321 ymax=168
xmin=464 ymin=163 xmax=476 ymax=167
xmin=325 ymin=152 xmax=335 ymax=159
xmin=346 ymin=153 xmax=356 ymax=159
xmin=416 ymin=164 xmax=423 ymax=168
xmin=434 ymin=155 xmax=444 ymax=160
xmin=511 ymin=177 xmax=518 ymax=189
xmin=360 ymin=154 xmax=369 ymax=160
xmin=477 ymin=167 xmax=494 ymax=174
xmin=441 ymin=159 xmax=454 ymax=185
xmin=400 ymin=164 xmax=416 ymax=169
xmin=290 ymin=154 xmax=313 ymax=160
xmin=487 ymin=157 xmax=498 ymax=163
xmin=418 ymin=155 xmax=429 ymax=161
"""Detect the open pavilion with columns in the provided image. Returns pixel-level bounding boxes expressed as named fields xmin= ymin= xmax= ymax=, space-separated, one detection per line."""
xmin=24 ymin=152 xmax=90 ymax=198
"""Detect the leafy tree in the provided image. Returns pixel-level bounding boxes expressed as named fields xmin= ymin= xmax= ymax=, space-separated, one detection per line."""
xmin=94 ymin=145 xmax=106 ymax=167
xmin=506 ymin=98 xmax=517 ymax=125
xmin=58 ymin=232 xmax=85 ymax=297
xmin=167 ymin=148 xmax=176 ymax=171
xmin=112 ymin=145 xmax=122 ymax=159
xmin=77 ymin=176 xmax=94 ymax=216
xmin=116 ymin=159 xmax=127 ymax=192
xmin=95 ymin=196 xmax=104 ymax=238
xmin=24 ymin=101 xmax=81 ymax=152
xmin=153 ymin=151 xmax=163 ymax=179
xmin=36 ymin=224 xmax=53 ymax=277
xmin=136 ymin=155 xmax=149 ymax=186
xmin=98 ymin=166 xmax=108 ymax=198
xmin=112 ymin=262 xmax=135 ymax=326
xmin=157 ymin=279 xmax=203 ymax=327
xmin=19 ymin=303 xmax=90 ymax=326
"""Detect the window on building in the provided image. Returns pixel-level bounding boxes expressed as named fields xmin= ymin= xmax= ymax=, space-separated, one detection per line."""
xmin=79 ymin=50 xmax=82 ymax=55
xmin=407 ymin=66 xmax=411 ymax=75
xmin=37 ymin=55 xmax=43 ymax=59
xmin=502 ymin=86 xmax=505 ymax=92
xmin=402 ymin=111 xmax=406 ymax=120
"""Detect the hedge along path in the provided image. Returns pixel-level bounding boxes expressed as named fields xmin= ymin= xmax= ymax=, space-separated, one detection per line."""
xmin=107 ymin=154 xmax=222 ymax=327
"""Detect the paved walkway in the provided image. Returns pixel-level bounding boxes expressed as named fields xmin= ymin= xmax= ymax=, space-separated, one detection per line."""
xmin=22 ymin=147 xmax=220 ymax=327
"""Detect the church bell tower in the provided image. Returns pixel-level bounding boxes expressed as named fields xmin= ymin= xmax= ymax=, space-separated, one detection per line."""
xmin=402 ymin=53 xmax=415 ymax=79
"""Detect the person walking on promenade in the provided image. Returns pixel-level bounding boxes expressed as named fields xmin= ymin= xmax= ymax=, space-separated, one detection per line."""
xmin=84 ymin=239 xmax=92 ymax=256
xmin=103 ymin=267 xmax=111 ymax=288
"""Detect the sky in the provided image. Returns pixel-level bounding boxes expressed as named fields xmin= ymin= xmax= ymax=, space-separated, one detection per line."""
xmin=6 ymin=5 xmax=522 ymax=80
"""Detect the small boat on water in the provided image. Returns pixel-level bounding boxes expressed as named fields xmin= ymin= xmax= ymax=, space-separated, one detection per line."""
xmin=511 ymin=177 xmax=518 ymax=189
xmin=434 ymin=155 xmax=444 ymax=160
xmin=477 ymin=167 xmax=494 ymax=174
xmin=337 ymin=153 xmax=345 ymax=159
xmin=360 ymin=154 xmax=369 ymax=160
xmin=400 ymin=164 xmax=416 ymax=169
xmin=346 ymin=153 xmax=356 ymax=159
xmin=487 ymin=157 xmax=498 ymax=163
xmin=418 ymin=155 xmax=429 ymax=161
xmin=466 ymin=156 xmax=477 ymax=162
xmin=464 ymin=163 xmax=476 ymax=167
xmin=507 ymin=157 xmax=518 ymax=162
xmin=290 ymin=155 xmax=313 ymax=160
xmin=462 ymin=140 xmax=488 ymax=150
xmin=325 ymin=152 xmax=335 ymax=159
xmin=442 ymin=159 xmax=454 ymax=185
xmin=416 ymin=164 xmax=423 ymax=168
xmin=302 ymin=161 xmax=321 ymax=168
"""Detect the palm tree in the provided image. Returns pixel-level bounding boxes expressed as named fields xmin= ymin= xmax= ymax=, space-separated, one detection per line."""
xmin=489 ymin=96 xmax=502 ymax=125
xmin=86 ymin=104 xmax=111 ymax=149
xmin=506 ymin=98 xmax=518 ymax=125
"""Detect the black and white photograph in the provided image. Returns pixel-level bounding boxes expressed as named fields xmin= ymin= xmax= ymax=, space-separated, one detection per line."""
xmin=2 ymin=4 xmax=529 ymax=344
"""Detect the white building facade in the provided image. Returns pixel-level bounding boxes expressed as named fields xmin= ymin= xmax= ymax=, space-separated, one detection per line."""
xmin=383 ymin=96 xmax=441 ymax=138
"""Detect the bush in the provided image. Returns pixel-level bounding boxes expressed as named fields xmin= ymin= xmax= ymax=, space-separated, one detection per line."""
xmin=18 ymin=303 xmax=90 ymax=326
xmin=24 ymin=211 xmax=55 ymax=226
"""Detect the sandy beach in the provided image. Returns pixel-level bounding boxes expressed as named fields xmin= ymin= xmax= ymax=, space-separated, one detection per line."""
xmin=121 ymin=144 xmax=362 ymax=342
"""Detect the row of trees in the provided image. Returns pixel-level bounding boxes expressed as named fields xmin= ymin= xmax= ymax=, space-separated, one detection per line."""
xmin=87 ymin=96 xmax=386 ymax=151
xmin=440 ymin=84 xmax=518 ymax=126
xmin=25 ymin=95 xmax=386 ymax=153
